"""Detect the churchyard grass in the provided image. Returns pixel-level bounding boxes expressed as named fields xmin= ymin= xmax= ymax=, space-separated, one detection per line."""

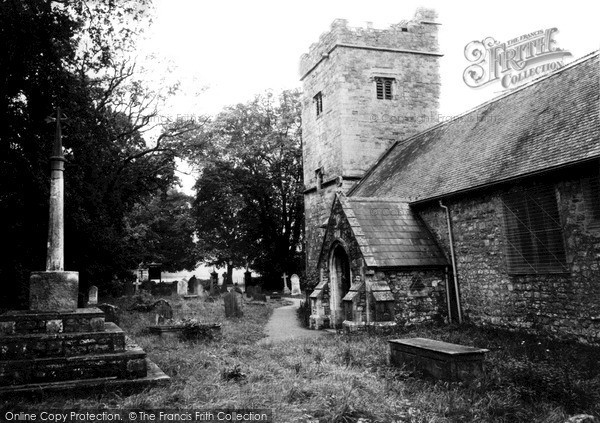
xmin=1 ymin=295 xmax=598 ymax=422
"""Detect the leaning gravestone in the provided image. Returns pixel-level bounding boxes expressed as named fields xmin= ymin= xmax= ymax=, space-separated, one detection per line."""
xmin=154 ymin=299 xmax=173 ymax=325
xmin=290 ymin=274 xmax=301 ymax=296
xmin=224 ymin=292 xmax=243 ymax=318
xmin=88 ymin=285 xmax=98 ymax=306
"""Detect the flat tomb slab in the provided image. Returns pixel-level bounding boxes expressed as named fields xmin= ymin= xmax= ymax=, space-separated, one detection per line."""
xmin=389 ymin=338 xmax=489 ymax=382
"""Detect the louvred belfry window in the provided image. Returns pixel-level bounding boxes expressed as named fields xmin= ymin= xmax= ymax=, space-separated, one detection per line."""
xmin=375 ymin=77 xmax=394 ymax=100
xmin=501 ymin=184 xmax=567 ymax=274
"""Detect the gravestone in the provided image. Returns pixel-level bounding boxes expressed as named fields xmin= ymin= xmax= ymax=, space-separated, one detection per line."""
xmin=290 ymin=274 xmax=301 ymax=295
xmin=224 ymin=292 xmax=243 ymax=318
xmin=246 ymin=285 xmax=256 ymax=298
xmin=210 ymin=271 xmax=218 ymax=296
xmin=88 ymin=285 xmax=98 ymax=306
xmin=154 ymin=299 xmax=173 ymax=325
xmin=97 ymin=303 xmax=120 ymax=325
xmin=234 ymin=289 xmax=243 ymax=312
xmin=253 ymin=293 xmax=267 ymax=302
xmin=282 ymin=273 xmax=291 ymax=294
xmin=220 ymin=272 xmax=228 ymax=293
xmin=251 ymin=286 xmax=263 ymax=300
xmin=188 ymin=275 xmax=198 ymax=295
xmin=177 ymin=278 xmax=188 ymax=295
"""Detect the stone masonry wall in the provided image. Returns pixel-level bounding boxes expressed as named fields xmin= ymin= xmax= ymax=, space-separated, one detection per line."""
xmin=416 ymin=170 xmax=600 ymax=344
xmin=301 ymin=9 xmax=441 ymax=288
xmin=373 ymin=268 xmax=447 ymax=326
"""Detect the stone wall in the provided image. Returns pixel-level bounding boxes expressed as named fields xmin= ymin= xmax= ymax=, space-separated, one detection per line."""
xmin=372 ymin=268 xmax=447 ymax=326
xmin=301 ymin=10 xmax=441 ymax=288
xmin=416 ymin=169 xmax=600 ymax=344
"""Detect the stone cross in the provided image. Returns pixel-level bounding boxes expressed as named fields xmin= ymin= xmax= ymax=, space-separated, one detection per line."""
xmin=282 ymin=272 xmax=291 ymax=294
xmin=29 ymin=107 xmax=79 ymax=311
xmin=133 ymin=278 xmax=142 ymax=293
xmin=46 ymin=107 xmax=68 ymax=271
xmin=290 ymin=274 xmax=301 ymax=296
xmin=88 ymin=285 xmax=98 ymax=305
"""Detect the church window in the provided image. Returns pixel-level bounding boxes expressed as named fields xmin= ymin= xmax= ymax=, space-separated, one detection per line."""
xmin=314 ymin=92 xmax=323 ymax=116
xmin=501 ymin=184 xmax=567 ymax=274
xmin=315 ymin=167 xmax=324 ymax=189
xmin=375 ymin=77 xmax=394 ymax=100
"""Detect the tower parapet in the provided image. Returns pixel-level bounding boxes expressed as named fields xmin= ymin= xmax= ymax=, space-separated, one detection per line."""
xmin=300 ymin=9 xmax=440 ymax=81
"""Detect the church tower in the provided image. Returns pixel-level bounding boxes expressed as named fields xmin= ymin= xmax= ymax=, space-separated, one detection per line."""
xmin=300 ymin=8 xmax=442 ymax=286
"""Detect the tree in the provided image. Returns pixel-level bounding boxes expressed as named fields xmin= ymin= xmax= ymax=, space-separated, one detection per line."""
xmin=123 ymin=190 xmax=198 ymax=272
xmin=0 ymin=0 xmax=198 ymax=307
xmin=190 ymin=91 xmax=304 ymax=288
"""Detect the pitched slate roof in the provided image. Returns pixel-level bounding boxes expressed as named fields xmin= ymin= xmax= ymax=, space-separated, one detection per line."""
xmin=350 ymin=52 xmax=600 ymax=201
xmin=337 ymin=196 xmax=448 ymax=267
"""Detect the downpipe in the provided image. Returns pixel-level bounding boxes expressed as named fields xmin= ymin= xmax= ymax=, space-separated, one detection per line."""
xmin=440 ymin=200 xmax=463 ymax=324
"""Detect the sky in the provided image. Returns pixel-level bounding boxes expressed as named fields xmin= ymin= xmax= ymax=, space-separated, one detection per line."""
xmin=139 ymin=0 xmax=599 ymax=116
xmin=137 ymin=0 xmax=599 ymax=279
xmin=137 ymin=0 xmax=599 ymax=193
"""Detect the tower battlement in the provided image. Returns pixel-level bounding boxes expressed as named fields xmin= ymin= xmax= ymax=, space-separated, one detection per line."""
xmin=299 ymin=8 xmax=440 ymax=80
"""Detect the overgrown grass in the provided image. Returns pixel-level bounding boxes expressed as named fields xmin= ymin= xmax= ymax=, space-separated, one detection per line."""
xmin=1 ymin=295 xmax=599 ymax=422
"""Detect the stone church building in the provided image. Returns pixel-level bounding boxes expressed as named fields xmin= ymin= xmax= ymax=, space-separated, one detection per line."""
xmin=300 ymin=9 xmax=600 ymax=343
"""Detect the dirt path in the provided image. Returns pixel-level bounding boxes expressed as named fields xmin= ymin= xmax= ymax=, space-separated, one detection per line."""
xmin=258 ymin=298 xmax=327 ymax=344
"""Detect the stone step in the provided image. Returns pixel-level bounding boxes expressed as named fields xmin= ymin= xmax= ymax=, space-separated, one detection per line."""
xmin=0 ymin=308 xmax=105 ymax=335
xmin=0 ymin=322 xmax=125 ymax=360
xmin=0 ymin=345 xmax=147 ymax=386
xmin=0 ymin=358 xmax=169 ymax=395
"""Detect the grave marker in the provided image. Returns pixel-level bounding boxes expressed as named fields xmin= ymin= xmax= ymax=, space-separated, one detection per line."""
xmin=290 ymin=274 xmax=301 ymax=295
xmin=177 ymin=278 xmax=188 ymax=295
xmin=97 ymin=303 xmax=119 ymax=325
xmin=282 ymin=273 xmax=291 ymax=294
xmin=154 ymin=299 xmax=173 ymax=325
xmin=88 ymin=285 xmax=98 ymax=306
xmin=224 ymin=291 xmax=243 ymax=318
xmin=133 ymin=278 xmax=142 ymax=294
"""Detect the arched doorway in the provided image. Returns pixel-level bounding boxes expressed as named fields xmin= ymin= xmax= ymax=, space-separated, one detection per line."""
xmin=329 ymin=243 xmax=351 ymax=327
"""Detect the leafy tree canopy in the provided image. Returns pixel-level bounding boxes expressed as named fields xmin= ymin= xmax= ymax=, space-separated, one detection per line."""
xmin=0 ymin=0 xmax=199 ymax=306
xmin=189 ymin=91 xmax=304 ymax=288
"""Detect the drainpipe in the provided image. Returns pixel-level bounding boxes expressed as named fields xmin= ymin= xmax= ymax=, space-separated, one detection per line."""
xmin=440 ymin=200 xmax=463 ymax=324
xmin=444 ymin=266 xmax=452 ymax=322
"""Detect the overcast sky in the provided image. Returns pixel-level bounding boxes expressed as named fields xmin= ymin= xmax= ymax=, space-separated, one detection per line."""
xmin=137 ymin=0 xmax=599 ymax=191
